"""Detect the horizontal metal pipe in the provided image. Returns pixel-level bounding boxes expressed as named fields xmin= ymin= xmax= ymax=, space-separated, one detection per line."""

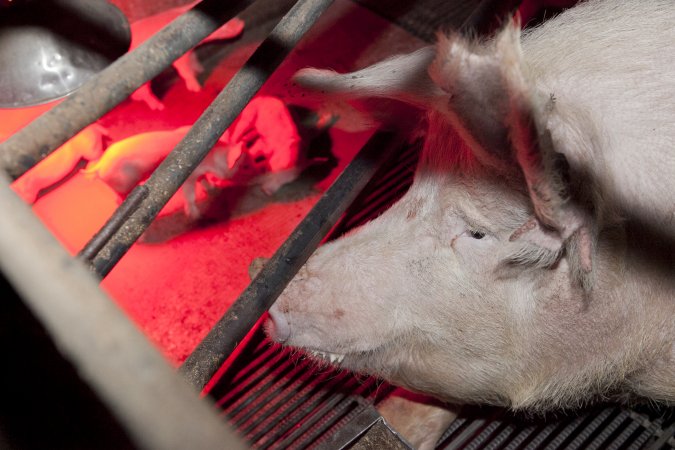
xmin=88 ymin=0 xmax=336 ymax=278
xmin=0 ymin=177 xmax=247 ymax=450
xmin=0 ymin=0 xmax=253 ymax=180
xmin=180 ymin=131 xmax=402 ymax=390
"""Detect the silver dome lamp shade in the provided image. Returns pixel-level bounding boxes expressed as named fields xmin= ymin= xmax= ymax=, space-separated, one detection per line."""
xmin=0 ymin=0 xmax=130 ymax=108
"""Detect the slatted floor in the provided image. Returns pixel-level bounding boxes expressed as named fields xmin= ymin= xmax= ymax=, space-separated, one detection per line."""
xmin=209 ymin=330 xmax=393 ymax=450
xmin=438 ymin=405 xmax=675 ymax=450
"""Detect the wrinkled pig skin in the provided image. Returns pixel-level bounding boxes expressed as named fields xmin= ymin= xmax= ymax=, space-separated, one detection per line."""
xmin=267 ymin=0 xmax=675 ymax=433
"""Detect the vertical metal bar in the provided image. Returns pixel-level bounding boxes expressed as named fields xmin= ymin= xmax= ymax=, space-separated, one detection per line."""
xmin=0 ymin=0 xmax=253 ymax=180
xmin=0 ymin=175 xmax=247 ymax=450
xmin=87 ymin=0 xmax=336 ymax=278
xmin=179 ymin=131 xmax=400 ymax=390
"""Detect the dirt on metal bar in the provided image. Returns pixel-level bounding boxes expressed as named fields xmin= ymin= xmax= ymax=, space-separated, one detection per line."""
xmin=88 ymin=0 xmax=336 ymax=278
xmin=180 ymin=131 xmax=401 ymax=390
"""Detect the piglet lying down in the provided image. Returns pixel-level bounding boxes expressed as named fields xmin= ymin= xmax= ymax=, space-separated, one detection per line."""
xmin=84 ymin=96 xmax=303 ymax=219
xmin=266 ymin=0 xmax=675 ymax=447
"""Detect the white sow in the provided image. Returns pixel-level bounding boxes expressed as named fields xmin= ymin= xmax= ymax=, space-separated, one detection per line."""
xmin=266 ymin=0 xmax=675 ymax=436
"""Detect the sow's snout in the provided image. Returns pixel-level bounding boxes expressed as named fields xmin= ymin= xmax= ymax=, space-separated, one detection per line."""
xmin=266 ymin=302 xmax=291 ymax=343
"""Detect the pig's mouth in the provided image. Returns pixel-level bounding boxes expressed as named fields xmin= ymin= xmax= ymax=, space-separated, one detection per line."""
xmin=265 ymin=305 xmax=387 ymax=369
xmin=265 ymin=315 xmax=349 ymax=366
xmin=306 ymin=349 xmax=346 ymax=365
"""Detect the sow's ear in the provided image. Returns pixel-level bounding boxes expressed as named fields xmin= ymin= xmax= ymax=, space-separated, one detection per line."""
xmin=293 ymin=47 xmax=447 ymax=112
xmin=432 ymin=22 xmax=595 ymax=289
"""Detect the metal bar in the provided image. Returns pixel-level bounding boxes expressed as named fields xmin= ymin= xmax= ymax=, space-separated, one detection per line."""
xmin=258 ymin=375 xmax=359 ymax=450
xmin=227 ymin=356 xmax=295 ymax=422
xmin=293 ymin=397 xmax=362 ymax=449
xmin=236 ymin=367 xmax=322 ymax=435
xmin=444 ymin=418 xmax=490 ymax=450
xmin=248 ymin=371 xmax=344 ymax=445
xmin=315 ymin=408 xmax=387 ymax=450
xmin=179 ymin=131 xmax=399 ymax=390
xmin=87 ymin=0 xmax=336 ymax=278
xmin=0 ymin=0 xmax=253 ymax=180
xmin=645 ymin=422 xmax=675 ymax=450
xmin=606 ymin=419 xmax=641 ymax=450
xmin=234 ymin=361 xmax=309 ymax=430
xmin=585 ymin=410 xmax=630 ymax=450
xmin=438 ymin=417 xmax=469 ymax=446
xmin=0 ymin=175 xmax=246 ymax=450
xmin=543 ymin=413 xmax=592 ymax=450
xmin=273 ymin=384 xmax=359 ymax=449
xmin=464 ymin=420 xmax=504 ymax=450
xmin=524 ymin=422 xmax=562 ymax=449
xmin=78 ymin=185 xmax=148 ymax=261
xmin=565 ymin=407 xmax=616 ymax=449
xmin=484 ymin=423 xmax=520 ymax=450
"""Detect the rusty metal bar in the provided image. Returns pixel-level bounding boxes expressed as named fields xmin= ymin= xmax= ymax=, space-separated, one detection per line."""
xmin=0 ymin=0 xmax=254 ymax=180
xmin=87 ymin=0 xmax=336 ymax=278
xmin=0 ymin=175 xmax=247 ymax=450
xmin=180 ymin=131 xmax=402 ymax=390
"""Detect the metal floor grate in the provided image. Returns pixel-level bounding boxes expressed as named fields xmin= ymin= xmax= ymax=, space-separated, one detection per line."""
xmin=437 ymin=405 xmax=675 ymax=450
xmin=210 ymin=329 xmax=393 ymax=449
xmin=211 ymin=330 xmax=675 ymax=450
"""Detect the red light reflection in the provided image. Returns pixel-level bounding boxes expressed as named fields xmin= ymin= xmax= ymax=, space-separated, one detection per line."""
xmin=0 ymin=0 xmax=406 ymax=366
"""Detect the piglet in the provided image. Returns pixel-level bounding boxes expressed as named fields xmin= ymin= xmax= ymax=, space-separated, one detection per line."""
xmin=10 ymin=124 xmax=108 ymax=204
xmin=266 ymin=1 xmax=675 ymax=447
xmin=84 ymin=96 xmax=302 ymax=218
xmin=129 ymin=2 xmax=245 ymax=110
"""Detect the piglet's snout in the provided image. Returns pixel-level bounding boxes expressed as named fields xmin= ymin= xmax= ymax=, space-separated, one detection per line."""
xmin=266 ymin=302 xmax=291 ymax=343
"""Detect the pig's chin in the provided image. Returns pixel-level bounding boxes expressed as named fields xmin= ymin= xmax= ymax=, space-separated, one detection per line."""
xmin=265 ymin=319 xmax=399 ymax=375
xmin=265 ymin=304 xmax=405 ymax=374
xmin=288 ymin=342 xmax=395 ymax=374
xmin=264 ymin=315 xmax=349 ymax=366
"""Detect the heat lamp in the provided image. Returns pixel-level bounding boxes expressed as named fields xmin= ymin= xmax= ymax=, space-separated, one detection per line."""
xmin=0 ymin=0 xmax=130 ymax=108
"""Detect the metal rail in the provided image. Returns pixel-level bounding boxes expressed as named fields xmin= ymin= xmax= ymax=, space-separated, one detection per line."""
xmin=180 ymin=131 xmax=401 ymax=390
xmin=0 ymin=0 xmax=253 ymax=180
xmin=0 ymin=171 xmax=246 ymax=450
xmin=85 ymin=0 xmax=335 ymax=278
xmin=78 ymin=185 xmax=148 ymax=261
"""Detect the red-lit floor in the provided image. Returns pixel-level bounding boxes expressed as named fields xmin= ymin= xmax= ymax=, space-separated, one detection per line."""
xmin=1 ymin=1 xmax=425 ymax=365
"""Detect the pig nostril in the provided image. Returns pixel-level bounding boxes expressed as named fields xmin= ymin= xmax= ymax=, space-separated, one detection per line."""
xmin=267 ymin=303 xmax=291 ymax=343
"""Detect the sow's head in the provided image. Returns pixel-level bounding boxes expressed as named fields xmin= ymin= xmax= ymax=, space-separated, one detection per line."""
xmin=266 ymin=21 xmax=630 ymax=409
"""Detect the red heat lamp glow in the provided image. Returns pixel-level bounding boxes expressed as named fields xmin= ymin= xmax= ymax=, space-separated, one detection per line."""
xmin=0 ymin=0 xmax=421 ymax=365
xmin=0 ymin=94 xmax=325 ymax=365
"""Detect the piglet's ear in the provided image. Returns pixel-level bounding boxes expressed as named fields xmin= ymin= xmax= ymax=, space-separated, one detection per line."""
xmin=293 ymin=47 xmax=445 ymax=110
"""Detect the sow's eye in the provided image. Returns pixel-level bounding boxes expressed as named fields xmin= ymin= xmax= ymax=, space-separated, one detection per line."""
xmin=468 ymin=230 xmax=486 ymax=240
